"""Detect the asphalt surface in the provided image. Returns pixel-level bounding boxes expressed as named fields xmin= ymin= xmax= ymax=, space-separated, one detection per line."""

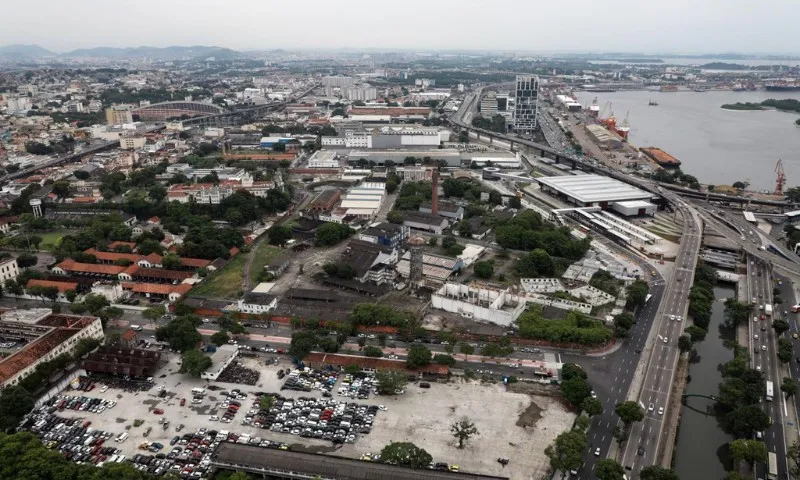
xmin=749 ymin=257 xmax=788 ymax=480
xmin=618 ymin=200 xmax=702 ymax=477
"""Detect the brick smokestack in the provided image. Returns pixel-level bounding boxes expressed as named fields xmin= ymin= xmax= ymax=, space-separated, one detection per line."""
xmin=431 ymin=169 xmax=439 ymax=216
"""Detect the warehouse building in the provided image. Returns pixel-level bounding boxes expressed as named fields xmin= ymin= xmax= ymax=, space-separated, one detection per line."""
xmin=339 ymin=182 xmax=386 ymax=218
xmin=537 ymin=174 xmax=655 ymax=209
xmin=201 ymin=344 xmax=239 ymax=381
xmin=585 ymin=124 xmax=623 ymax=149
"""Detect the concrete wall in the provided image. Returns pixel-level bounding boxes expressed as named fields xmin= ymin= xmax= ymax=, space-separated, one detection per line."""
xmin=522 ymin=293 xmax=593 ymax=314
xmin=431 ymin=283 xmax=526 ymax=326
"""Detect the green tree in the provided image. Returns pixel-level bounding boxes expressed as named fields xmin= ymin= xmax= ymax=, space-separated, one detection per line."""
xmin=678 ymin=335 xmax=692 ymax=352
xmin=51 ymin=180 xmax=72 ymax=200
xmin=561 ymin=363 xmax=587 ymax=381
xmin=639 ymin=466 xmax=680 ymax=480
xmin=778 ymin=337 xmax=793 ymax=363
xmin=434 ymin=354 xmax=456 ymax=366
xmin=773 ymin=318 xmax=790 ymax=336
xmin=560 ymin=377 xmax=593 ymax=408
xmin=387 ymin=210 xmax=404 ymax=224
xmin=363 ymin=346 xmax=383 ymax=357
xmin=15 ymin=253 xmax=38 ymax=268
xmin=726 ymin=404 xmax=771 ymax=437
xmin=613 ymin=312 xmax=635 ymax=336
xmin=595 ymin=458 xmax=626 ymax=480
xmin=210 ymin=331 xmax=230 ymax=346
xmin=375 ymin=369 xmax=407 ymax=395
xmin=379 ymin=442 xmax=432 ymax=469
xmin=783 ymin=377 xmax=799 ymax=398
xmin=451 ymin=418 xmax=479 ymax=449
xmin=179 ymin=349 xmax=213 ymax=377
xmin=582 ymin=397 xmax=604 ymax=416
xmin=788 ymin=440 xmax=800 ymax=479
xmin=786 ymin=186 xmax=800 ymax=204
xmin=259 ymin=395 xmax=275 ymax=411
xmin=473 ymin=261 xmax=494 ymax=279
xmin=684 ymin=325 xmax=707 ymax=342
xmin=407 ymin=345 xmax=432 ymax=369
xmin=626 ymin=279 xmax=650 ymax=308
xmin=142 ymin=305 xmax=167 ymax=323
xmin=268 ymin=225 xmax=293 ymax=246
xmin=155 ymin=317 xmax=202 ymax=351
xmin=615 ymin=401 xmax=644 ymax=430
xmin=455 ymin=220 xmax=473 ymax=238
xmin=0 ymin=386 xmax=34 ymax=432
xmin=459 ymin=343 xmax=475 ymax=357
xmin=723 ymin=298 xmax=751 ymax=328
xmin=729 ymin=438 xmax=768 ymax=465
xmin=315 ymin=223 xmax=354 ymax=246
xmin=515 ymin=248 xmax=554 ymax=277
xmin=545 ymin=430 xmax=588 ymax=475
xmin=161 ymin=253 xmax=182 ymax=270
xmin=357 ymin=336 xmax=367 ymax=348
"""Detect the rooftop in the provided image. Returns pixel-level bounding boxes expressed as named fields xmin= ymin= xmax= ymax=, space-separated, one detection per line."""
xmin=537 ymin=174 xmax=653 ymax=204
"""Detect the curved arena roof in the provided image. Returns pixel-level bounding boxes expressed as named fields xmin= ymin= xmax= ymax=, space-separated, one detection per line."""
xmin=131 ymin=101 xmax=226 ymax=120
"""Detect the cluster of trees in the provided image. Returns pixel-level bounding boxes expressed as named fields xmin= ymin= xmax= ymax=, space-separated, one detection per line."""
xmin=350 ymin=303 xmax=414 ymax=329
xmin=722 ymin=298 xmax=751 ymax=328
xmin=441 ymin=236 xmax=465 ymax=257
xmin=558 ymin=364 xmax=603 ymax=416
xmin=716 ymin=345 xmax=771 ymax=437
xmin=589 ymin=269 xmax=623 ymax=296
xmin=155 ymin=315 xmax=203 ymax=352
xmin=323 ymin=263 xmax=356 ymax=279
xmin=613 ymin=312 xmax=635 ymax=337
xmin=473 ymin=260 xmax=494 ymax=279
xmin=289 ymin=329 xmax=341 ymax=359
xmin=471 ymin=114 xmax=507 ymax=133
xmin=392 ymin=181 xmax=432 ymax=212
xmin=100 ymin=87 xmax=212 ymax=105
xmin=315 ymin=223 xmax=354 ymax=247
xmin=626 ymin=280 xmax=650 ymax=308
xmin=68 ymin=294 xmax=123 ymax=325
xmin=687 ymin=263 xmax=716 ymax=332
xmin=0 ymin=432 xmax=159 ymax=479
xmin=650 ymin=168 xmax=701 ymax=190
xmin=517 ymin=308 xmax=613 ymax=346
xmin=179 ymin=349 xmax=213 ymax=377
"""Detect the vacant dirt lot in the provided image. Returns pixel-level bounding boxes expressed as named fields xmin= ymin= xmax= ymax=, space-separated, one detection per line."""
xmin=53 ymin=355 xmax=573 ymax=479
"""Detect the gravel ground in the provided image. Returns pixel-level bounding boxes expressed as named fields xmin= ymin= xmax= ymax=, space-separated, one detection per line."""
xmin=50 ymin=355 xmax=574 ymax=479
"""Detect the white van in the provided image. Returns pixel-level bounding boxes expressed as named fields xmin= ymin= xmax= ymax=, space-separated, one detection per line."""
xmin=116 ymin=432 xmax=128 ymax=443
xmin=191 ymin=387 xmax=206 ymax=396
xmin=131 ymin=325 xmax=143 ymax=331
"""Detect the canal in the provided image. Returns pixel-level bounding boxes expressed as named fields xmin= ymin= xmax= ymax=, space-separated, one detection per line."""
xmin=673 ymin=286 xmax=736 ymax=480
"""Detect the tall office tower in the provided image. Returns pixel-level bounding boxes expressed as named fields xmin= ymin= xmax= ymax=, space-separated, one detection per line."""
xmin=513 ymin=75 xmax=539 ymax=135
xmin=480 ymin=91 xmax=498 ymax=117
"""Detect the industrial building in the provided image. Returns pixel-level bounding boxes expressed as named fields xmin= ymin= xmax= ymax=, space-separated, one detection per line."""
xmin=347 ymin=106 xmax=430 ymax=123
xmin=321 ymin=125 xmax=448 ymax=149
xmin=83 ymin=346 xmax=162 ymax=378
xmin=611 ymin=200 xmax=657 ymax=217
xmin=347 ymin=150 xmax=462 ymax=167
xmin=431 ymin=283 xmax=526 ymax=327
xmin=555 ymin=94 xmax=582 ymax=112
xmin=358 ymin=222 xmax=410 ymax=249
xmin=260 ymin=137 xmax=295 ymax=149
xmin=513 ymin=75 xmax=539 ymax=135
xmin=537 ymin=174 xmax=655 ymax=209
xmin=585 ymin=124 xmax=624 ymax=149
xmin=466 ymin=151 xmax=521 ymax=168
xmin=397 ymin=250 xmax=463 ymax=284
xmin=307 ymin=189 xmax=342 ymax=212
xmin=339 ymin=182 xmax=386 ymax=218
xmin=201 ymin=344 xmax=239 ymax=381
xmin=307 ymin=150 xmax=340 ymax=169
xmin=401 ymin=212 xmax=449 ymax=234
xmin=0 ymin=308 xmax=104 ymax=388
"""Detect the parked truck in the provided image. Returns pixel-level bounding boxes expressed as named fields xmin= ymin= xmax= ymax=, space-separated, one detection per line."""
xmin=765 ymin=304 xmax=773 ymax=316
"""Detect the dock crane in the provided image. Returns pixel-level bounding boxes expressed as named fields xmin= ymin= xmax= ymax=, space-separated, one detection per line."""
xmin=775 ymin=159 xmax=786 ymax=196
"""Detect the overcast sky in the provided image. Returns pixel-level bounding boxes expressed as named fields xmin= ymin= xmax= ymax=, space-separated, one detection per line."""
xmin=3 ymin=0 xmax=798 ymax=54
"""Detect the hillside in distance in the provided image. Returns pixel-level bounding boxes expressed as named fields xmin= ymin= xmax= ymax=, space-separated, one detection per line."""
xmin=0 ymin=44 xmax=243 ymax=60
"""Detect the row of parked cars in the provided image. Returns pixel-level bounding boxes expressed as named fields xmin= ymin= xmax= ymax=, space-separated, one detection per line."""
xmin=49 ymin=394 xmax=117 ymax=414
xmin=280 ymin=367 xmax=339 ymax=394
xmin=251 ymin=392 xmax=381 ymax=444
xmin=20 ymin=404 xmax=213 ymax=478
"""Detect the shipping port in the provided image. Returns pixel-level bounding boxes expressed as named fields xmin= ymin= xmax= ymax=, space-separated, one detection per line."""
xmin=640 ymin=147 xmax=682 ymax=168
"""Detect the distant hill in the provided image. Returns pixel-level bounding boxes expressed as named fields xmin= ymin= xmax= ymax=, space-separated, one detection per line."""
xmin=62 ymin=45 xmax=243 ymax=60
xmin=0 ymin=44 xmax=243 ymax=60
xmin=0 ymin=44 xmax=55 ymax=59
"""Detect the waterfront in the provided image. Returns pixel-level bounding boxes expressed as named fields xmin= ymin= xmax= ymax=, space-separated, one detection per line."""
xmin=577 ymin=90 xmax=800 ymax=190
xmin=673 ymin=287 xmax=736 ymax=480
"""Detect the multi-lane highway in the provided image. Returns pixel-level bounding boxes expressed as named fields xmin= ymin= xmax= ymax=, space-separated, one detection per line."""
xmin=619 ymin=201 xmax=703 ymax=476
xmin=749 ymin=256 xmax=789 ymax=480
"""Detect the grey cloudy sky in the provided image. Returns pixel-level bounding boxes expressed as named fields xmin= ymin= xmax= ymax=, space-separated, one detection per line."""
xmin=4 ymin=0 xmax=798 ymax=54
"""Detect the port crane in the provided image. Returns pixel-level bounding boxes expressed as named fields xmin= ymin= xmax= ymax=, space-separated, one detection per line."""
xmin=775 ymin=159 xmax=787 ymax=195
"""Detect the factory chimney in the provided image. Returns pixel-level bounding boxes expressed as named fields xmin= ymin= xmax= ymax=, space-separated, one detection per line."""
xmin=431 ymin=168 xmax=439 ymax=216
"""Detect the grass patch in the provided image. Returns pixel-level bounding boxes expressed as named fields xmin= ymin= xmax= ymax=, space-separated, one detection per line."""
xmin=190 ymin=255 xmax=246 ymax=299
xmin=249 ymin=244 xmax=284 ymax=285
xmin=37 ymin=231 xmax=66 ymax=251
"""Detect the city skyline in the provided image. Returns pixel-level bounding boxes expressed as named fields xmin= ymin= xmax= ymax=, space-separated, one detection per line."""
xmin=3 ymin=0 xmax=799 ymax=55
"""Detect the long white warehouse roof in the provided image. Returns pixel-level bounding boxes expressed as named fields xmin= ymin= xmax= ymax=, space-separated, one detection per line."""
xmin=538 ymin=174 xmax=653 ymax=204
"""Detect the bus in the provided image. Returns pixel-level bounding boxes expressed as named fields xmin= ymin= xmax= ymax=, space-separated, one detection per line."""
xmin=768 ymin=451 xmax=777 ymax=479
xmin=766 ymin=381 xmax=774 ymax=402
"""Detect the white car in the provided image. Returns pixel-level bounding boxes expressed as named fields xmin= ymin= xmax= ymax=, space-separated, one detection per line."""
xmin=663 ymin=337 xmax=668 ymax=344
xmin=657 ymin=407 xmax=664 ymax=415
xmin=754 ymin=334 xmax=759 ymax=340
xmin=591 ymin=391 xmax=597 ymax=399
xmin=669 ymin=315 xmax=675 ymax=321
xmin=676 ymin=316 xmax=682 ymax=322
xmin=208 ymin=415 xmax=219 ymax=422
xmin=100 ymin=386 xmax=108 ymax=393
xmin=378 ymin=405 xmax=388 ymax=411
xmin=648 ymin=403 xmax=654 ymax=412
xmin=761 ymin=345 xmax=767 ymax=351
xmin=594 ymin=447 xmax=601 ymax=456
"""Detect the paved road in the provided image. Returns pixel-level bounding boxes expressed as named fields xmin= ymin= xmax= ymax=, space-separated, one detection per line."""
xmin=566 ymin=278 xmax=666 ymax=478
xmin=619 ymin=200 xmax=702 ymax=477
xmin=749 ymin=256 xmax=789 ymax=480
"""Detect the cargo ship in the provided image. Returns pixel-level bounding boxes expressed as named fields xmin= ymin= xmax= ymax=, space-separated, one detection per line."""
xmin=600 ymin=113 xmax=630 ymax=140
xmin=765 ymin=82 xmax=800 ymax=91
xmin=640 ymin=147 xmax=681 ymax=168
xmin=660 ymin=85 xmax=679 ymax=92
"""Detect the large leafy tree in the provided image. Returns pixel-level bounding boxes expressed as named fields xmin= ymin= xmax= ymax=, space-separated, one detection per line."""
xmin=545 ymin=430 xmax=587 ymax=475
xmin=406 ymin=345 xmax=432 ymax=369
xmin=729 ymin=439 xmax=768 ymax=465
xmin=615 ymin=401 xmax=644 ymax=430
xmin=639 ymin=466 xmax=680 ymax=480
xmin=595 ymin=458 xmax=626 ymax=480
xmin=155 ymin=317 xmax=202 ymax=351
xmin=379 ymin=442 xmax=432 ymax=469
xmin=560 ymin=376 xmax=592 ymax=408
xmin=179 ymin=349 xmax=213 ymax=377
xmin=451 ymin=418 xmax=479 ymax=448
xmin=0 ymin=386 xmax=34 ymax=432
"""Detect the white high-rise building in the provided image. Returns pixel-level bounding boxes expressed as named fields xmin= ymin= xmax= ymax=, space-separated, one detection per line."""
xmin=344 ymin=86 xmax=378 ymax=102
xmin=480 ymin=91 xmax=497 ymax=117
xmin=513 ymin=75 xmax=539 ymax=135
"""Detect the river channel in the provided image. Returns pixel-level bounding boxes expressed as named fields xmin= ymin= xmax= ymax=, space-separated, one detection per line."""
xmin=672 ymin=286 xmax=736 ymax=480
xmin=576 ymin=90 xmax=800 ymax=191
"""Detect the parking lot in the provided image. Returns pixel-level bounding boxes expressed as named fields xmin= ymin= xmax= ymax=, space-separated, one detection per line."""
xmin=24 ymin=352 xmax=573 ymax=479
